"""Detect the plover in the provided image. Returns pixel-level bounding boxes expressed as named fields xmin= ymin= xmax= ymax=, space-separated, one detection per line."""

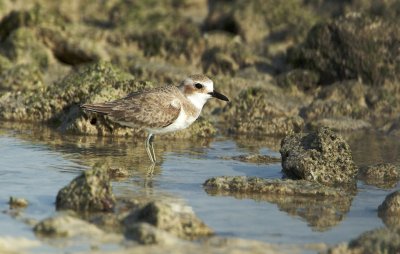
xmin=81 ymin=74 xmax=229 ymax=164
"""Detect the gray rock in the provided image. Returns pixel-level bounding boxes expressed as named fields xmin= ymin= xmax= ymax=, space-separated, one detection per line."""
xmin=280 ymin=127 xmax=357 ymax=186
xmin=126 ymin=223 xmax=181 ymax=245
xmin=378 ymin=190 xmax=400 ymax=227
xmin=56 ymin=167 xmax=115 ymax=212
xmin=123 ymin=201 xmax=213 ymax=241
xmin=328 ymin=227 xmax=400 ymax=254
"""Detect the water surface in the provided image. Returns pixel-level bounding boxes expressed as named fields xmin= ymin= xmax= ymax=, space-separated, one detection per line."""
xmin=0 ymin=124 xmax=399 ymax=253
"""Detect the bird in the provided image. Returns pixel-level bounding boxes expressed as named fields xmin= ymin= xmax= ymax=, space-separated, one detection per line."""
xmin=81 ymin=74 xmax=229 ymax=164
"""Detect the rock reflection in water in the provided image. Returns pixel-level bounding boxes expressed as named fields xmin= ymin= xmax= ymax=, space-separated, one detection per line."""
xmin=204 ymin=176 xmax=353 ymax=232
xmin=234 ymin=135 xmax=282 ymax=152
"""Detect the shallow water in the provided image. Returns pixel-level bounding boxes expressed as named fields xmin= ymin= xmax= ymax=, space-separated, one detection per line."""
xmin=0 ymin=124 xmax=399 ymax=253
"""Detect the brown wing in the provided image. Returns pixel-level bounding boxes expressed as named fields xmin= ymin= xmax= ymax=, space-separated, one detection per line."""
xmin=81 ymin=86 xmax=182 ymax=128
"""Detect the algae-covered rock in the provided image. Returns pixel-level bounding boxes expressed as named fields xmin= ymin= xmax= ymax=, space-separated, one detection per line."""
xmin=1 ymin=27 xmax=54 ymax=70
xmin=204 ymin=176 xmax=353 ymax=231
xmin=301 ymin=81 xmax=368 ymax=121
xmin=0 ymin=5 xmax=62 ymax=40
xmin=204 ymin=0 xmax=318 ymax=44
xmin=378 ymin=190 xmax=400 ymax=227
xmin=308 ymin=117 xmax=371 ymax=132
xmin=330 ymin=0 xmax=400 ymax=20
xmin=0 ymin=7 xmax=104 ymax=66
xmin=110 ymin=0 xmax=205 ymax=64
xmin=56 ymin=167 xmax=115 ymax=212
xmin=0 ymin=61 xmax=138 ymax=122
xmin=289 ymin=13 xmax=400 ymax=86
xmin=276 ymin=69 xmax=319 ymax=91
xmin=0 ymin=64 xmax=44 ymax=92
xmin=201 ymin=41 xmax=260 ymax=75
xmin=37 ymin=26 xmax=105 ymax=66
xmin=223 ymin=86 xmax=305 ymax=136
xmin=358 ymin=163 xmax=400 ymax=189
xmin=280 ymin=127 xmax=357 ymax=186
xmin=302 ymin=79 xmax=400 ymax=129
xmin=124 ymin=201 xmax=213 ymax=241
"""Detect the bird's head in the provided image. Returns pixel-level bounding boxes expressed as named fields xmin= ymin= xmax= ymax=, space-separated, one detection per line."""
xmin=180 ymin=74 xmax=229 ymax=109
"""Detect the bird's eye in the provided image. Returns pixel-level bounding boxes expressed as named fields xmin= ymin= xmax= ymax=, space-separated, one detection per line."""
xmin=194 ymin=83 xmax=203 ymax=89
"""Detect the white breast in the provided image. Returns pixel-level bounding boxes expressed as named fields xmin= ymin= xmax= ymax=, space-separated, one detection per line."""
xmin=147 ymin=108 xmax=198 ymax=135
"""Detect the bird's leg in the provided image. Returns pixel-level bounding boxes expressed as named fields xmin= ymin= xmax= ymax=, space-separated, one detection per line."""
xmin=149 ymin=134 xmax=156 ymax=163
xmin=145 ymin=133 xmax=156 ymax=164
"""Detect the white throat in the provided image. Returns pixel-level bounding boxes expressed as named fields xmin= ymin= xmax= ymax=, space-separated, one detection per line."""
xmin=186 ymin=93 xmax=210 ymax=110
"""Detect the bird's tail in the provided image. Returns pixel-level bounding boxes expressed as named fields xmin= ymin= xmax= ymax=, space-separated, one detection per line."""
xmin=81 ymin=103 xmax=114 ymax=115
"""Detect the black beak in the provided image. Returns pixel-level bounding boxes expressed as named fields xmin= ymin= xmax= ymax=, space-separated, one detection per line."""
xmin=208 ymin=90 xmax=229 ymax=102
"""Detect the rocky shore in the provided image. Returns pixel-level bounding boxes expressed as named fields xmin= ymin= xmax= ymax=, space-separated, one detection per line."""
xmin=1 ymin=0 xmax=400 ymax=253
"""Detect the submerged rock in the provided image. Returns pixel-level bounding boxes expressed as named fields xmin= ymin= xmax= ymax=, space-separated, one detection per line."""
xmin=358 ymin=163 xmax=400 ymax=189
xmin=222 ymin=154 xmax=281 ymax=164
xmin=378 ymin=190 xmax=400 ymax=227
xmin=289 ymin=13 xmax=400 ymax=86
xmin=280 ymin=127 xmax=357 ymax=186
xmin=204 ymin=176 xmax=353 ymax=231
xmin=56 ymin=167 xmax=115 ymax=212
xmin=204 ymin=176 xmax=346 ymax=198
xmin=124 ymin=200 xmax=213 ymax=241
xmin=107 ymin=167 xmax=130 ymax=179
xmin=8 ymin=196 xmax=28 ymax=209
